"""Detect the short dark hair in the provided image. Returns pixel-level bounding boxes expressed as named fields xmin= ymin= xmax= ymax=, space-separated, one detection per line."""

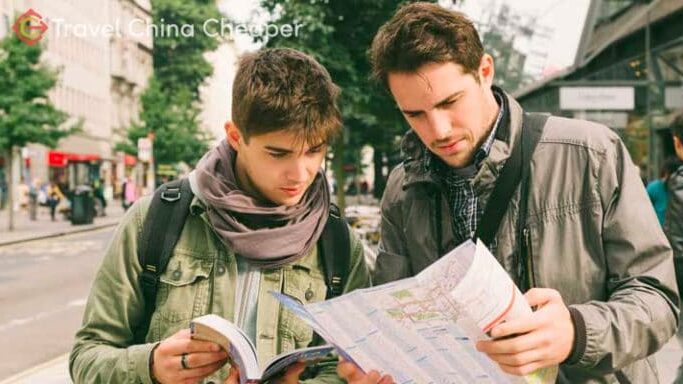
xmin=661 ymin=156 xmax=681 ymax=178
xmin=369 ymin=2 xmax=484 ymax=87
xmin=232 ymin=48 xmax=342 ymax=145
xmin=672 ymin=111 xmax=683 ymax=141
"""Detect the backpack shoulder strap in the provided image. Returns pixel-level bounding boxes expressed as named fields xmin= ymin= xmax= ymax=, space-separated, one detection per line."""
xmin=134 ymin=178 xmax=194 ymax=342
xmin=475 ymin=112 xmax=549 ymax=247
xmin=318 ymin=203 xmax=351 ymax=299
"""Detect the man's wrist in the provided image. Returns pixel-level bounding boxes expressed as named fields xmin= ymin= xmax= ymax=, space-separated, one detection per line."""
xmin=149 ymin=342 xmax=161 ymax=384
xmin=564 ymin=306 xmax=586 ymax=365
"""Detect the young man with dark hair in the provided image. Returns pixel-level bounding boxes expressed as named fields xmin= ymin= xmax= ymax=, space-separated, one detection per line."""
xmin=70 ymin=48 xmax=371 ymax=384
xmin=338 ymin=3 xmax=678 ymax=383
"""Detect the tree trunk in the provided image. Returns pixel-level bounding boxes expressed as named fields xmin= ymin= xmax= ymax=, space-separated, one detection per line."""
xmin=6 ymin=147 xmax=15 ymax=231
xmin=332 ymin=140 xmax=345 ymax=212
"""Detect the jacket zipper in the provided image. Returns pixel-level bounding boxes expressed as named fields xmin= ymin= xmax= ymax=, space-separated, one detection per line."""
xmin=523 ymin=227 xmax=537 ymax=289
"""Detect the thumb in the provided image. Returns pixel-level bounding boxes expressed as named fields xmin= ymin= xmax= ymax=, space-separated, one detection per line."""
xmin=281 ymin=362 xmax=307 ymax=384
xmin=524 ymin=288 xmax=559 ymax=308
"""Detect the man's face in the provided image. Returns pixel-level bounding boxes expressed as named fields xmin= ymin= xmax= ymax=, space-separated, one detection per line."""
xmin=228 ymin=125 xmax=327 ymax=206
xmin=387 ymin=58 xmax=498 ymax=168
xmin=675 ymin=135 xmax=683 ymax=161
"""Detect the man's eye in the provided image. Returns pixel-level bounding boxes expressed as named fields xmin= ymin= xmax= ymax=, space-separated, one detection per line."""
xmin=406 ymin=112 xmax=422 ymax=118
xmin=308 ymin=147 xmax=323 ymax=154
xmin=269 ymin=152 xmax=287 ymax=158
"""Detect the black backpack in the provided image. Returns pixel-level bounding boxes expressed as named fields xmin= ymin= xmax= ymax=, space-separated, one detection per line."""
xmin=133 ymin=178 xmax=350 ymax=342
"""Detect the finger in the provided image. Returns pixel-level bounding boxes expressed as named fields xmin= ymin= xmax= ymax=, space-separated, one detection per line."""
xmin=280 ymin=362 xmax=306 ymax=384
xmin=223 ymin=366 xmax=240 ymax=384
xmin=336 ymin=361 xmax=358 ymax=380
xmin=489 ymin=315 xmax=540 ymax=339
xmin=184 ymin=351 xmax=230 ymax=369
xmin=168 ymin=339 xmax=223 ymax=355
xmin=477 ymin=330 xmax=546 ymax=355
xmin=524 ymin=288 xmax=560 ymax=308
xmin=486 ymin=348 xmax=545 ymax=367
xmin=378 ymin=374 xmax=396 ymax=384
xmin=183 ymin=359 xmax=228 ymax=381
xmin=364 ymin=370 xmax=382 ymax=384
xmin=498 ymin=360 xmax=546 ymax=376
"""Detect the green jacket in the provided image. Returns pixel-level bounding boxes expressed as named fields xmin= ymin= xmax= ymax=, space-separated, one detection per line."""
xmin=374 ymin=92 xmax=679 ymax=383
xmin=70 ymin=195 xmax=371 ymax=384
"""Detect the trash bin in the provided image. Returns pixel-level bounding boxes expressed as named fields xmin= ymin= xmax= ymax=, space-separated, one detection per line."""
xmin=70 ymin=185 xmax=95 ymax=225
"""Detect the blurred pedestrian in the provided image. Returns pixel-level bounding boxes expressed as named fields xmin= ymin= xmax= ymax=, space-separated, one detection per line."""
xmin=27 ymin=178 xmax=39 ymax=221
xmin=47 ymin=180 xmax=65 ymax=221
xmin=92 ymin=179 xmax=107 ymax=217
xmin=121 ymin=176 xmax=137 ymax=211
xmin=647 ymin=157 xmax=682 ymax=225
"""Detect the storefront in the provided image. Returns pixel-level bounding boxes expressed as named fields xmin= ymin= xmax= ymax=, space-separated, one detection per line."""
xmin=47 ymin=150 xmax=102 ymax=194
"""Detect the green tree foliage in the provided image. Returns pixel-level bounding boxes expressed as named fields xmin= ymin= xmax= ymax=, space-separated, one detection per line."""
xmin=0 ymin=35 xmax=79 ymax=230
xmin=118 ymin=0 xmax=221 ymax=167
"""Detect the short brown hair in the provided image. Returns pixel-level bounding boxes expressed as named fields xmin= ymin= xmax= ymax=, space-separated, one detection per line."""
xmin=370 ymin=2 xmax=484 ymax=86
xmin=232 ymin=48 xmax=342 ymax=145
xmin=672 ymin=112 xmax=683 ymax=141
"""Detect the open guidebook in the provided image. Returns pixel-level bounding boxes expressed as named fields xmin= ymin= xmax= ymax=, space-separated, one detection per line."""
xmin=190 ymin=314 xmax=335 ymax=384
xmin=271 ymin=239 xmax=559 ymax=384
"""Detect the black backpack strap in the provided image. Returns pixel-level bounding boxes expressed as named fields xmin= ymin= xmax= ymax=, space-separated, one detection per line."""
xmin=476 ymin=113 xmax=549 ymax=247
xmin=134 ymin=178 xmax=194 ymax=342
xmin=318 ymin=203 xmax=350 ymax=299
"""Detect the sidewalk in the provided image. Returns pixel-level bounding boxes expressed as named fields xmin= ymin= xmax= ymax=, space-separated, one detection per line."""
xmin=0 ymin=202 xmax=126 ymax=247
xmin=0 ymin=354 xmax=70 ymax=384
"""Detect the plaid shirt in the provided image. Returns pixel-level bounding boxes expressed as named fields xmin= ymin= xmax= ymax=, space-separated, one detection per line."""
xmin=426 ymin=89 xmax=507 ymax=247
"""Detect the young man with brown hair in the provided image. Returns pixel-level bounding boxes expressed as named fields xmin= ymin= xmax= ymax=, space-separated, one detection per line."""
xmin=70 ymin=48 xmax=371 ymax=384
xmin=338 ymin=3 xmax=678 ymax=383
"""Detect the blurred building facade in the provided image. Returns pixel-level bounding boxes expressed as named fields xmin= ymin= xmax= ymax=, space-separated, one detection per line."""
xmin=516 ymin=0 xmax=683 ymax=180
xmin=0 ymin=0 xmax=153 ymax=200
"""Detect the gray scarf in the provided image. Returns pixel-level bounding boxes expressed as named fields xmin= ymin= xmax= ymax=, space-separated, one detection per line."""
xmin=194 ymin=140 xmax=329 ymax=268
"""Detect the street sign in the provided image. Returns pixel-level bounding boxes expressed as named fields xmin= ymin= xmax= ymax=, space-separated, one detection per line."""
xmin=137 ymin=138 xmax=152 ymax=162
xmin=560 ymin=87 xmax=634 ymax=111
xmin=665 ymin=87 xmax=683 ymax=110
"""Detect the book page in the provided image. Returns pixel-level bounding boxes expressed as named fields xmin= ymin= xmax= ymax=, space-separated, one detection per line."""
xmin=190 ymin=314 xmax=261 ymax=383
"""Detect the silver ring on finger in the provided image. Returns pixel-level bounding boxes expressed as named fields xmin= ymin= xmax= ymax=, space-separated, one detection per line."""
xmin=181 ymin=353 xmax=190 ymax=370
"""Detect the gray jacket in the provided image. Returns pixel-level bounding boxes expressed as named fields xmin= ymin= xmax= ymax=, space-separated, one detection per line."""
xmin=375 ymin=92 xmax=679 ymax=383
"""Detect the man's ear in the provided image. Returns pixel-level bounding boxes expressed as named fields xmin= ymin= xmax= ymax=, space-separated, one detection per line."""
xmin=226 ymin=121 xmax=242 ymax=151
xmin=478 ymin=53 xmax=495 ymax=87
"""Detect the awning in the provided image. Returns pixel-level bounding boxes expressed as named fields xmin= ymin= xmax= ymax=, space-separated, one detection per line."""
xmin=48 ymin=151 xmax=101 ymax=168
xmin=124 ymin=154 xmax=137 ymax=166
